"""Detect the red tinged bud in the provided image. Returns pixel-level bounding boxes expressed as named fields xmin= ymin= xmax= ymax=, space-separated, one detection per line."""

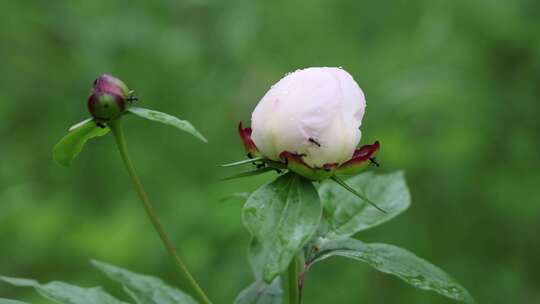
xmin=87 ymin=74 xmax=132 ymax=121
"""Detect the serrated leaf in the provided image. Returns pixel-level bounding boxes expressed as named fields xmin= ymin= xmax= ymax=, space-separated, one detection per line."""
xmin=127 ymin=107 xmax=207 ymax=143
xmin=0 ymin=276 xmax=127 ymax=304
xmin=91 ymin=260 xmax=197 ymax=304
xmin=311 ymin=238 xmax=474 ymax=304
xmin=242 ymin=173 xmax=322 ymax=283
xmin=53 ymin=120 xmax=109 ymax=167
xmin=319 ymin=171 xmax=410 ymax=238
xmin=0 ymin=299 xmax=31 ymax=304
xmin=233 ymin=278 xmax=282 ymax=304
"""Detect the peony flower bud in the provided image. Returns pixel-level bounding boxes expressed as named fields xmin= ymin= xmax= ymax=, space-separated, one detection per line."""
xmin=87 ymin=74 xmax=132 ymax=121
xmin=251 ymin=67 xmax=365 ymax=168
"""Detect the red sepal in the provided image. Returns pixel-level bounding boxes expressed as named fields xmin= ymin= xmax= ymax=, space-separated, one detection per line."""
xmin=280 ymin=151 xmax=337 ymax=181
xmin=337 ymin=141 xmax=380 ymax=175
xmin=238 ymin=122 xmax=260 ymax=157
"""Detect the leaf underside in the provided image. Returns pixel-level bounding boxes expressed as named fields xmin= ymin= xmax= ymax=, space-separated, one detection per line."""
xmin=311 ymin=238 xmax=475 ymax=304
xmin=0 ymin=276 xmax=127 ymax=304
xmin=0 ymin=260 xmax=197 ymax=304
xmin=234 ymin=278 xmax=282 ymax=304
xmin=0 ymin=299 xmax=31 ymax=304
xmin=127 ymin=106 xmax=207 ymax=143
xmin=53 ymin=119 xmax=109 ymax=167
xmin=91 ymin=260 xmax=197 ymax=304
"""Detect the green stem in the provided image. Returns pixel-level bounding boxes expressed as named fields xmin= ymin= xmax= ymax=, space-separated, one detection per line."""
xmin=108 ymin=119 xmax=212 ymax=304
xmin=288 ymin=255 xmax=300 ymax=304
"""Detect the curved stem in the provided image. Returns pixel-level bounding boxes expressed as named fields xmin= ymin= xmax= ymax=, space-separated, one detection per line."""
xmin=288 ymin=255 xmax=300 ymax=304
xmin=108 ymin=119 xmax=212 ymax=304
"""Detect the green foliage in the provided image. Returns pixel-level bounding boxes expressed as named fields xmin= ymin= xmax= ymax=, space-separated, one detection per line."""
xmin=221 ymin=167 xmax=275 ymax=181
xmin=2 ymin=0 xmax=538 ymax=303
xmin=0 ymin=276 xmax=127 ymax=304
xmin=0 ymin=299 xmax=30 ymax=304
xmin=302 ymin=171 xmax=473 ymax=303
xmin=309 ymin=238 xmax=474 ymax=304
xmin=52 ymin=119 xmax=109 ymax=167
xmin=234 ymin=279 xmax=282 ymax=304
xmin=242 ymin=173 xmax=322 ymax=283
xmin=1 ymin=261 xmax=196 ymax=304
xmin=126 ymin=107 xmax=207 ymax=143
xmin=319 ymin=171 xmax=410 ymax=238
xmin=91 ymin=260 xmax=197 ymax=304
xmin=221 ymin=157 xmax=264 ymax=167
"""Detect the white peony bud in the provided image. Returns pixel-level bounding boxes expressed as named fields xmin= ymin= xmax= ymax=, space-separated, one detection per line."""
xmin=251 ymin=67 xmax=366 ymax=168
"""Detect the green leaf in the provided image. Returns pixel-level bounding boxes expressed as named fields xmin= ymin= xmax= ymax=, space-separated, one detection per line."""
xmin=311 ymin=238 xmax=474 ymax=304
xmin=0 ymin=276 xmax=127 ymax=304
xmin=0 ymin=299 xmax=31 ymax=304
xmin=330 ymin=175 xmax=387 ymax=213
xmin=53 ymin=119 xmax=109 ymax=167
xmin=91 ymin=260 xmax=197 ymax=304
xmin=222 ymin=167 xmax=276 ymax=181
xmin=319 ymin=171 xmax=410 ymax=238
xmin=221 ymin=157 xmax=264 ymax=167
xmin=242 ymin=173 xmax=322 ymax=283
xmin=233 ymin=279 xmax=282 ymax=304
xmin=127 ymin=107 xmax=207 ymax=143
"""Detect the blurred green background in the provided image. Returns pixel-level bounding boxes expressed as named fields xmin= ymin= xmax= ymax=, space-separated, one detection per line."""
xmin=1 ymin=0 xmax=539 ymax=303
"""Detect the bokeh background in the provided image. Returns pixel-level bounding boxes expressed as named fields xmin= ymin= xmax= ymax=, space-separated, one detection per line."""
xmin=1 ymin=0 xmax=539 ymax=303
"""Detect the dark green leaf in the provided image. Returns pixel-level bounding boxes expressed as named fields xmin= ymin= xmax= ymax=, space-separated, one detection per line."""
xmin=0 ymin=299 xmax=31 ymax=304
xmin=311 ymin=238 xmax=474 ymax=304
xmin=330 ymin=175 xmax=387 ymax=213
xmin=127 ymin=107 xmax=207 ymax=143
xmin=53 ymin=119 xmax=109 ymax=167
xmin=91 ymin=260 xmax=197 ymax=304
xmin=0 ymin=276 xmax=127 ymax=304
xmin=222 ymin=167 xmax=276 ymax=181
xmin=242 ymin=173 xmax=322 ymax=282
xmin=233 ymin=278 xmax=282 ymax=304
xmin=319 ymin=171 xmax=410 ymax=238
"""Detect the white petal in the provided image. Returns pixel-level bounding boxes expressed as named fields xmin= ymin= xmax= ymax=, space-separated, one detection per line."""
xmin=251 ymin=67 xmax=366 ymax=167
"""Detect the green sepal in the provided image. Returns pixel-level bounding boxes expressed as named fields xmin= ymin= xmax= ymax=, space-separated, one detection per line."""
xmin=279 ymin=152 xmax=336 ymax=181
xmin=330 ymin=175 xmax=386 ymax=213
xmin=222 ymin=167 xmax=276 ymax=181
xmin=221 ymin=157 xmax=264 ymax=167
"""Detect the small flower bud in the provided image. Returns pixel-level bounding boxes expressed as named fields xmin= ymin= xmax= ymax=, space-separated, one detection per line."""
xmin=87 ymin=74 xmax=130 ymax=121
xmin=251 ymin=67 xmax=366 ymax=168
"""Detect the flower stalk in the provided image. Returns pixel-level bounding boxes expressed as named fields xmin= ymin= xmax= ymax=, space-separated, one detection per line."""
xmin=108 ymin=118 xmax=212 ymax=304
xmin=288 ymin=255 xmax=300 ymax=304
